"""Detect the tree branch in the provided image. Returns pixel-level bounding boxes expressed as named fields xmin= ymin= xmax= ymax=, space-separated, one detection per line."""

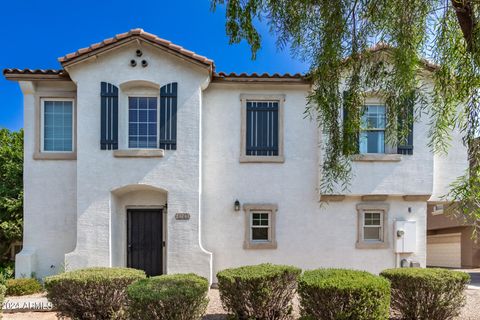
xmin=451 ymin=0 xmax=475 ymax=51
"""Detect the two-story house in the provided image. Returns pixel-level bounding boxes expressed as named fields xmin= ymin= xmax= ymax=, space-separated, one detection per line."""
xmin=3 ymin=29 xmax=468 ymax=282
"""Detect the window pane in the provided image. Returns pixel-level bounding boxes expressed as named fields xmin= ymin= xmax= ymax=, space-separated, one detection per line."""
xmin=364 ymin=212 xmax=381 ymax=226
xmin=364 ymin=227 xmax=381 ymax=240
xmin=129 ymin=97 xmax=158 ymax=149
xmin=360 ymin=131 xmax=385 ymax=153
xmin=43 ymin=100 xmax=73 ymax=152
xmin=360 ymin=105 xmax=385 ymax=154
xmin=252 ymin=227 xmax=269 ymax=241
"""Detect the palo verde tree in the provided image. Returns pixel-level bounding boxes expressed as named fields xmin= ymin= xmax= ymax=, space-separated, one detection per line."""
xmin=212 ymin=0 xmax=480 ymax=232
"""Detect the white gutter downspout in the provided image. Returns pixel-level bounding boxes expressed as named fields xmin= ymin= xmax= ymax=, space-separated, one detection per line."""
xmin=198 ymin=76 xmax=213 ymax=285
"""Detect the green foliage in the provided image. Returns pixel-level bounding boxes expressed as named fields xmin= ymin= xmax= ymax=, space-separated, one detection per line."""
xmin=127 ymin=273 xmax=209 ymax=320
xmin=380 ymin=268 xmax=470 ymax=320
xmin=298 ymin=269 xmax=390 ymax=320
xmin=217 ymin=263 xmax=301 ymax=320
xmin=212 ymin=0 xmax=480 ymax=223
xmin=0 ymin=284 xmax=5 ymax=319
xmin=0 ymin=129 xmax=23 ymax=262
xmin=5 ymin=278 xmax=43 ymax=296
xmin=45 ymin=267 xmax=146 ymax=320
xmin=0 ymin=262 xmax=14 ymax=285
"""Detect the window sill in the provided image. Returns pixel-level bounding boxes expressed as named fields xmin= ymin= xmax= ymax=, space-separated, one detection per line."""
xmin=240 ymin=155 xmax=285 ymax=163
xmin=356 ymin=241 xmax=389 ymax=249
xmin=243 ymin=240 xmax=277 ymax=250
xmin=33 ymin=152 xmax=76 ymax=160
xmin=352 ymin=154 xmax=401 ymax=162
xmin=113 ymin=149 xmax=165 ymax=158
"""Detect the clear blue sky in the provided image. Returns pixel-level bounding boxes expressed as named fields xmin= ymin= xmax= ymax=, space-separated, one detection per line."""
xmin=0 ymin=0 xmax=308 ymax=131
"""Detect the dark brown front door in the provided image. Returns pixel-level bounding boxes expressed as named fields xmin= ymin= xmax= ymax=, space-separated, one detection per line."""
xmin=127 ymin=209 xmax=163 ymax=276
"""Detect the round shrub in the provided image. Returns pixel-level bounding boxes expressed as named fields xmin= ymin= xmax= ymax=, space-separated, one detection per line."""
xmin=298 ymin=269 xmax=390 ymax=320
xmin=380 ymin=268 xmax=470 ymax=320
xmin=127 ymin=273 xmax=209 ymax=320
xmin=217 ymin=263 xmax=301 ymax=320
xmin=45 ymin=267 xmax=146 ymax=320
xmin=6 ymin=278 xmax=43 ymax=296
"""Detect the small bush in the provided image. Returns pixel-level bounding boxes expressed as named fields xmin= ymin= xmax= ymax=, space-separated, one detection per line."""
xmin=45 ymin=267 xmax=146 ymax=320
xmin=298 ymin=269 xmax=390 ymax=320
xmin=127 ymin=273 xmax=209 ymax=320
xmin=217 ymin=263 xmax=301 ymax=320
xmin=381 ymin=268 xmax=470 ymax=320
xmin=0 ymin=284 xmax=5 ymax=319
xmin=0 ymin=262 xmax=14 ymax=285
xmin=6 ymin=278 xmax=43 ymax=296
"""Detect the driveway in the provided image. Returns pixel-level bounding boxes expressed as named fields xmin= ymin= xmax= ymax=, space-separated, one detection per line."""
xmin=467 ymin=270 xmax=480 ymax=288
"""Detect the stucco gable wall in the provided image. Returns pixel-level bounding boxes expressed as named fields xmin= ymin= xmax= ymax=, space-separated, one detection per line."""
xmin=63 ymin=42 xmax=212 ymax=278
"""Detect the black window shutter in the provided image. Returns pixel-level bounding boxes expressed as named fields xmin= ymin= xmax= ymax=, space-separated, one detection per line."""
xmin=159 ymin=82 xmax=177 ymax=150
xmin=397 ymin=100 xmax=414 ymax=155
xmin=246 ymin=101 xmax=279 ymax=156
xmin=100 ymin=82 xmax=119 ymax=150
xmin=342 ymin=91 xmax=359 ymax=155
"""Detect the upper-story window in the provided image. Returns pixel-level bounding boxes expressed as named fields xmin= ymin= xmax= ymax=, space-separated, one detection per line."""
xmin=240 ymin=94 xmax=285 ymax=163
xmin=360 ymin=104 xmax=386 ymax=154
xmin=41 ymin=99 xmax=74 ymax=152
xmin=128 ymin=97 xmax=158 ymax=149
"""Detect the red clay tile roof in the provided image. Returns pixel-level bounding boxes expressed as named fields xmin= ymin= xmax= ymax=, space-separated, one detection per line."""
xmin=3 ymin=68 xmax=71 ymax=80
xmin=214 ymin=72 xmax=306 ymax=79
xmin=58 ymin=28 xmax=214 ymax=68
xmin=212 ymin=72 xmax=310 ymax=83
xmin=3 ymin=68 xmax=309 ymax=83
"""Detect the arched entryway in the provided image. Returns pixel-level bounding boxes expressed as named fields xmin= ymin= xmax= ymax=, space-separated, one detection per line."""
xmin=111 ymin=184 xmax=167 ymax=276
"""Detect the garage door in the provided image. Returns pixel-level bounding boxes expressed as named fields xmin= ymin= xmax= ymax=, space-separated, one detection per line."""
xmin=427 ymin=233 xmax=461 ymax=268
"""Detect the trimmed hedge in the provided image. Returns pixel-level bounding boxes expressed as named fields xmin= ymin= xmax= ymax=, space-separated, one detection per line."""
xmin=127 ymin=273 xmax=209 ymax=320
xmin=217 ymin=263 xmax=301 ymax=320
xmin=6 ymin=278 xmax=43 ymax=296
xmin=298 ymin=269 xmax=391 ymax=320
xmin=45 ymin=267 xmax=146 ymax=320
xmin=381 ymin=268 xmax=470 ymax=320
xmin=0 ymin=284 xmax=5 ymax=319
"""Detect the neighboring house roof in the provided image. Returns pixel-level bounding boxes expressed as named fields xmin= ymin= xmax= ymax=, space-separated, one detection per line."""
xmin=58 ymin=28 xmax=214 ymax=70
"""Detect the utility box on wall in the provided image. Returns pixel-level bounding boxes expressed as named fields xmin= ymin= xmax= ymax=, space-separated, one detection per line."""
xmin=394 ymin=220 xmax=416 ymax=253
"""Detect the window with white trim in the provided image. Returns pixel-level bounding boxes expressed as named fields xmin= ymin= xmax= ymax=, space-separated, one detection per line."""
xmin=128 ymin=97 xmax=158 ymax=148
xmin=41 ymin=99 xmax=74 ymax=152
xmin=363 ymin=212 xmax=383 ymax=241
xmin=360 ymin=104 xmax=386 ymax=154
xmin=243 ymin=204 xmax=277 ymax=249
xmin=251 ymin=212 xmax=270 ymax=242
xmin=356 ymin=203 xmax=389 ymax=249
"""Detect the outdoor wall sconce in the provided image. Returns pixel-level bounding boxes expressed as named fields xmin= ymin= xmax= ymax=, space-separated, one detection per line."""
xmin=234 ymin=200 xmax=241 ymax=211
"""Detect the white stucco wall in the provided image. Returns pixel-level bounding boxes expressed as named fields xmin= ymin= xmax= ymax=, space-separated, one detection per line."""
xmin=16 ymin=81 xmax=77 ymax=279
xmin=202 ymin=83 xmax=427 ymax=280
xmin=61 ymin=42 xmax=211 ymax=280
xmin=431 ymin=127 xmax=469 ymax=201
